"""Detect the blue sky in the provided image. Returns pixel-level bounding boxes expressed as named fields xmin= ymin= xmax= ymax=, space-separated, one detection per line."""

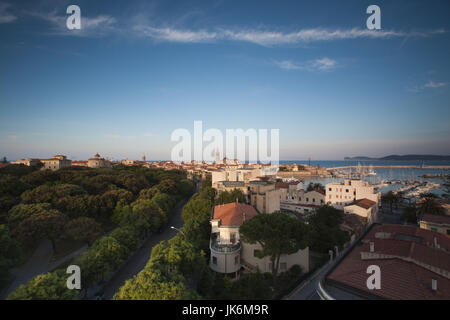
xmin=0 ymin=0 xmax=449 ymax=161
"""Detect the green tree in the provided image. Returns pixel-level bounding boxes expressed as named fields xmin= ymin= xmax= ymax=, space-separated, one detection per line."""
xmin=7 ymin=270 xmax=78 ymax=300
xmin=110 ymin=227 xmax=139 ymax=251
xmin=307 ymin=205 xmax=350 ymax=253
xmin=417 ymin=196 xmax=445 ymax=217
xmin=0 ymin=224 xmax=22 ymax=288
xmin=181 ymin=197 xmax=212 ymax=251
xmin=239 ymin=213 xmax=308 ymax=277
xmin=403 ymin=205 xmax=418 ymax=224
xmin=215 ymin=188 xmax=246 ymax=205
xmin=14 ymin=210 xmax=68 ymax=252
xmin=73 ymin=250 xmax=106 ymax=297
xmin=65 ymin=217 xmax=103 ymax=246
xmin=90 ymin=236 xmax=129 ymax=276
xmin=113 ymin=268 xmax=199 ymax=300
xmin=382 ymin=191 xmax=401 ymax=213
xmin=306 ymin=182 xmax=324 ymax=192
xmin=7 ymin=203 xmax=53 ymax=228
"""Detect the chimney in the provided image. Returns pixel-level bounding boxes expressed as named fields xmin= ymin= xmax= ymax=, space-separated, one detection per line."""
xmin=432 ymin=278 xmax=437 ymax=291
xmin=369 ymin=242 xmax=374 ymax=253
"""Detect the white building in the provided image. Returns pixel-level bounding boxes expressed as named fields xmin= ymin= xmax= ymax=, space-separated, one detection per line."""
xmin=88 ymin=153 xmax=112 ymax=168
xmin=343 ymin=198 xmax=378 ymax=224
xmin=209 ymin=202 xmax=309 ymax=279
xmin=325 ymin=179 xmax=381 ymax=209
xmin=40 ymin=155 xmax=72 ymax=171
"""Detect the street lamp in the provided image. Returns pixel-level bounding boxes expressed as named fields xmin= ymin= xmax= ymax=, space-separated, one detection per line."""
xmin=170 ymin=226 xmax=185 ymax=236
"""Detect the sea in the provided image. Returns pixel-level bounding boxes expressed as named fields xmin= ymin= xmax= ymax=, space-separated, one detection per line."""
xmin=278 ymin=160 xmax=450 ymax=196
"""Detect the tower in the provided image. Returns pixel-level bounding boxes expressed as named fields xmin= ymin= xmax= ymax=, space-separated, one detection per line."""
xmin=142 ymin=153 xmax=146 ymax=163
xmin=215 ymin=148 xmax=220 ymax=164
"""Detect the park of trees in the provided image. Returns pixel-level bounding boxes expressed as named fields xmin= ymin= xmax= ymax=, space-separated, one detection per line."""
xmin=0 ymin=164 xmax=195 ymax=299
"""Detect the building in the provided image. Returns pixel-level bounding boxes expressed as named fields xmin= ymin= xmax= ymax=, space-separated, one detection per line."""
xmin=326 ymin=179 xmax=381 ymax=210
xmin=88 ymin=153 xmax=112 ymax=168
xmin=40 ymin=155 xmax=72 ymax=171
xmin=209 ymin=202 xmax=309 ymax=279
xmin=277 ymin=181 xmax=326 ymax=216
xmin=419 ymin=214 xmax=450 ymax=236
xmin=121 ymin=158 xmax=138 ymax=166
xmin=215 ymin=181 xmax=249 ymax=199
xmin=211 ymin=167 xmax=262 ymax=188
xmin=71 ymin=160 xmax=88 ymax=167
xmin=249 ymin=180 xmax=281 ymax=214
xmin=344 ymin=198 xmax=378 ymax=225
xmin=280 ymin=189 xmax=326 ymax=216
xmin=11 ymin=158 xmax=41 ymax=166
xmin=317 ymin=224 xmax=450 ymax=300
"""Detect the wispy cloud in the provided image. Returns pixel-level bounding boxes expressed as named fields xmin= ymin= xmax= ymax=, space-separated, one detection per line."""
xmin=0 ymin=2 xmax=16 ymax=23
xmin=28 ymin=10 xmax=117 ymax=37
xmin=408 ymin=80 xmax=447 ymax=92
xmin=275 ymin=57 xmax=337 ymax=72
xmin=424 ymin=80 xmax=446 ymax=88
xmin=134 ymin=25 xmax=446 ymax=46
xmin=135 ymin=25 xmax=217 ymax=43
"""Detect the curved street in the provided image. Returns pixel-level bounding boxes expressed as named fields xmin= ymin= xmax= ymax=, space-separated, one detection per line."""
xmin=101 ymin=197 xmax=190 ymax=300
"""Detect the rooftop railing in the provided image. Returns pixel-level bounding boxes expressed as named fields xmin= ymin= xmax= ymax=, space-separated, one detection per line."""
xmin=210 ymin=239 xmax=241 ymax=253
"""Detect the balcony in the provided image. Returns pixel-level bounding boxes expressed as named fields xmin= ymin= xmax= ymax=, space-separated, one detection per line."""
xmin=210 ymin=239 xmax=241 ymax=253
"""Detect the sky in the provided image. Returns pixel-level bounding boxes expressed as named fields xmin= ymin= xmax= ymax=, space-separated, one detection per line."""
xmin=0 ymin=0 xmax=449 ymax=161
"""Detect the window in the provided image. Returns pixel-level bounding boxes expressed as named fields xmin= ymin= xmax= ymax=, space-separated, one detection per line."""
xmin=312 ymin=198 xmax=315 ymax=203
xmin=329 ymin=188 xmax=332 ymax=191
xmin=346 ymin=189 xmax=349 ymax=193
xmin=212 ymin=256 xmax=217 ymax=265
xmin=254 ymin=249 xmax=261 ymax=257
xmin=447 ymin=229 xmax=450 ymax=235
xmin=306 ymin=198 xmax=309 ymax=202
xmin=431 ymin=228 xmax=438 ymax=232
xmin=230 ymin=233 xmax=236 ymax=243
xmin=280 ymin=263 xmax=287 ymax=271
xmin=235 ymin=256 xmax=239 ymax=265
xmin=321 ymin=200 xmax=324 ymax=204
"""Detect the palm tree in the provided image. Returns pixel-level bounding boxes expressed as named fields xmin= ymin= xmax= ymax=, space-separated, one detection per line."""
xmin=382 ymin=191 xmax=396 ymax=213
xmin=416 ymin=196 xmax=445 ymax=218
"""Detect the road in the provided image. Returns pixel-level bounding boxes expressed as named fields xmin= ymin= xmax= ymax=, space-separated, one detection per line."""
xmin=101 ymin=197 xmax=189 ymax=300
xmin=1 ymin=240 xmax=88 ymax=300
xmin=286 ymin=261 xmax=333 ymax=300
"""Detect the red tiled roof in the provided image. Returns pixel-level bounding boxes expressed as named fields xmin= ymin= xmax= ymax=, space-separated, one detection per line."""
xmin=315 ymin=189 xmax=325 ymax=195
xmin=213 ymin=202 xmax=258 ymax=226
xmin=421 ymin=214 xmax=450 ymax=225
xmin=275 ymin=182 xmax=289 ymax=189
xmin=327 ymin=224 xmax=450 ymax=300
xmin=349 ymin=198 xmax=376 ymax=209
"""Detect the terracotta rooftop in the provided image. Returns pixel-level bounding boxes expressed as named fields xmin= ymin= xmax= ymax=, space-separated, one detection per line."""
xmin=276 ymin=181 xmax=300 ymax=189
xmin=421 ymin=214 xmax=450 ymax=225
xmin=349 ymin=198 xmax=376 ymax=209
xmin=213 ymin=202 xmax=258 ymax=227
xmin=326 ymin=224 xmax=450 ymax=300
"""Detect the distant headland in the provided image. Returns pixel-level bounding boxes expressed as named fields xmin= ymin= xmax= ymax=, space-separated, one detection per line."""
xmin=344 ymin=155 xmax=450 ymax=161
